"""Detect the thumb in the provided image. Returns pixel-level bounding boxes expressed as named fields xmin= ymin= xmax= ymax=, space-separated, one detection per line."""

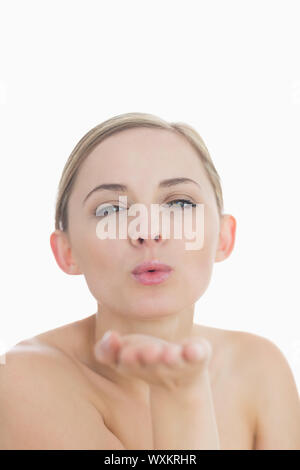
xmin=94 ymin=330 xmax=122 ymax=363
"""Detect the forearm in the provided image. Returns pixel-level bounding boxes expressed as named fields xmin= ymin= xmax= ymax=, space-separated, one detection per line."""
xmin=149 ymin=369 xmax=220 ymax=450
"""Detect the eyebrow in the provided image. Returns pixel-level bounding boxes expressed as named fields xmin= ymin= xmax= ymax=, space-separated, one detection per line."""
xmin=82 ymin=177 xmax=202 ymax=205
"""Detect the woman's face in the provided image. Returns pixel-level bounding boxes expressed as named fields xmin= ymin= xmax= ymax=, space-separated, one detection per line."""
xmin=62 ymin=127 xmax=227 ymax=319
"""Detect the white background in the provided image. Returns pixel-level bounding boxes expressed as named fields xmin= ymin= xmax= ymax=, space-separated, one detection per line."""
xmin=0 ymin=1 xmax=300 ymax=392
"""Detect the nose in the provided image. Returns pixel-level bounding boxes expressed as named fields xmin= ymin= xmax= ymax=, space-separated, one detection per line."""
xmin=130 ymin=232 xmax=163 ymax=247
xmin=127 ymin=203 xmax=167 ymax=248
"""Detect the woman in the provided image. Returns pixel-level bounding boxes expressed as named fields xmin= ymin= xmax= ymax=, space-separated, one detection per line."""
xmin=1 ymin=112 xmax=299 ymax=450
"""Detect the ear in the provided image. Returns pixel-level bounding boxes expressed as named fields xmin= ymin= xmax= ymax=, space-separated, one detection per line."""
xmin=215 ymin=214 xmax=237 ymax=263
xmin=49 ymin=230 xmax=82 ymax=275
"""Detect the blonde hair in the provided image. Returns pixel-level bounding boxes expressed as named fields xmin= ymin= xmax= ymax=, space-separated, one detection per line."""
xmin=54 ymin=112 xmax=224 ymax=232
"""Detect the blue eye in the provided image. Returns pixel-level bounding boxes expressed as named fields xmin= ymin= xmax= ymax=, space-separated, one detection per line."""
xmin=94 ymin=204 xmax=127 ymax=217
xmin=164 ymin=199 xmax=196 ymax=210
xmin=94 ymin=199 xmax=196 ymax=218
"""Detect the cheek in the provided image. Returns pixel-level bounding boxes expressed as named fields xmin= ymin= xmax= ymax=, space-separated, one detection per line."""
xmin=68 ymin=233 xmax=113 ymax=289
xmin=179 ymin=245 xmax=215 ymax=301
xmin=79 ymin=240 xmax=122 ymax=303
xmin=182 ymin=255 xmax=212 ymax=285
xmin=181 ymin=265 xmax=212 ymax=305
xmin=84 ymin=238 xmax=124 ymax=273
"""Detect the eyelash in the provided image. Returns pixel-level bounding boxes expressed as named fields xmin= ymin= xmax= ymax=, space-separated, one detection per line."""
xmin=93 ymin=198 xmax=197 ymax=217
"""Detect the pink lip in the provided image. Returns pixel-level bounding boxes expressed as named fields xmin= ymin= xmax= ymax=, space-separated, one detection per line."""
xmin=132 ymin=260 xmax=172 ymax=275
xmin=131 ymin=260 xmax=173 ymax=285
xmin=132 ymin=270 xmax=172 ymax=285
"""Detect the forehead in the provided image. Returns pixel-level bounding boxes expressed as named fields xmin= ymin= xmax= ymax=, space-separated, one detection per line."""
xmin=72 ymin=127 xmax=211 ymax=197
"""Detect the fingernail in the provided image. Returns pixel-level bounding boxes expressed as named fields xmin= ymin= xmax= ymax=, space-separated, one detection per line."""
xmin=193 ymin=344 xmax=204 ymax=357
xmin=94 ymin=331 xmax=112 ymax=359
xmin=101 ymin=330 xmax=112 ymax=349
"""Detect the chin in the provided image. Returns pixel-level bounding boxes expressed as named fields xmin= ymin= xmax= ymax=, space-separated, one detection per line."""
xmin=127 ymin=296 xmax=180 ymax=318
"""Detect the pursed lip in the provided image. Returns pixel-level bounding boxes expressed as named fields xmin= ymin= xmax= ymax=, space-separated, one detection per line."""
xmin=132 ymin=260 xmax=173 ymax=275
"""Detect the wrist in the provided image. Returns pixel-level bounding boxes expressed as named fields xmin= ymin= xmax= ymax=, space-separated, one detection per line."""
xmin=150 ymin=369 xmax=210 ymax=401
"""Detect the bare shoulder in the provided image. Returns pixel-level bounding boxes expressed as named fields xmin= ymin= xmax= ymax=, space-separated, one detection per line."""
xmin=227 ymin=329 xmax=300 ymax=449
xmin=227 ymin=328 xmax=299 ymax=390
xmin=25 ymin=315 xmax=93 ymax=358
xmin=0 ymin=339 xmax=85 ymax=391
xmin=195 ymin=325 xmax=300 ymax=449
xmin=0 ymin=341 xmax=125 ymax=449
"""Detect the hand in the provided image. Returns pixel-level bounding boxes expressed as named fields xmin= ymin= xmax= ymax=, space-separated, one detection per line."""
xmin=93 ymin=330 xmax=212 ymax=391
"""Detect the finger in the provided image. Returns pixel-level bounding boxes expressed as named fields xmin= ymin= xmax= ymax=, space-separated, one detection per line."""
xmin=119 ymin=344 xmax=140 ymax=366
xmin=182 ymin=342 xmax=205 ymax=362
xmin=160 ymin=343 xmax=182 ymax=365
xmin=181 ymin=338 xmax=212 ymax=362
xmin=117 ymin=344 xmax=153 ymax=378
xmin=109 ymin=330 xmax=123 ymax=356
xmin=94 ymin=330 xmax=122 ymax=364
xmin=137 ymin=343 xmax=163 ymax=365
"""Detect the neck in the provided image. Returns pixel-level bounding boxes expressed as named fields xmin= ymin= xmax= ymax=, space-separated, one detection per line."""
xmin=94 ymin=303 xmax=195 ymax=343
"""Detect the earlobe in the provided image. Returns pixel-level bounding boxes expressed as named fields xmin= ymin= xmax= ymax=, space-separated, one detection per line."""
xmin=69 ymin=262 xmax=81 ymax=275
xmin=214 ymin=214 xmax=237 ymax=263
xmin=49 ymin=230 xmax=79 ymax=275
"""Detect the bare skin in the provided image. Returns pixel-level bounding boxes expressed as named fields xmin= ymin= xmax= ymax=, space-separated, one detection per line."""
xmin=1 ymin=127 xmax=299 ymax=449
xmin=1 ymin=313 xmax=300 ymax=449
xmin=1 ymin=315 xmax=256 ymax=449
xmin=93 ymin=327 xmax=219 ymax=449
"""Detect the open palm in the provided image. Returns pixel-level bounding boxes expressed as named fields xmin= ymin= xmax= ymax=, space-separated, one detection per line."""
xmin=93 ymin=330 xmax=212 ymax=390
